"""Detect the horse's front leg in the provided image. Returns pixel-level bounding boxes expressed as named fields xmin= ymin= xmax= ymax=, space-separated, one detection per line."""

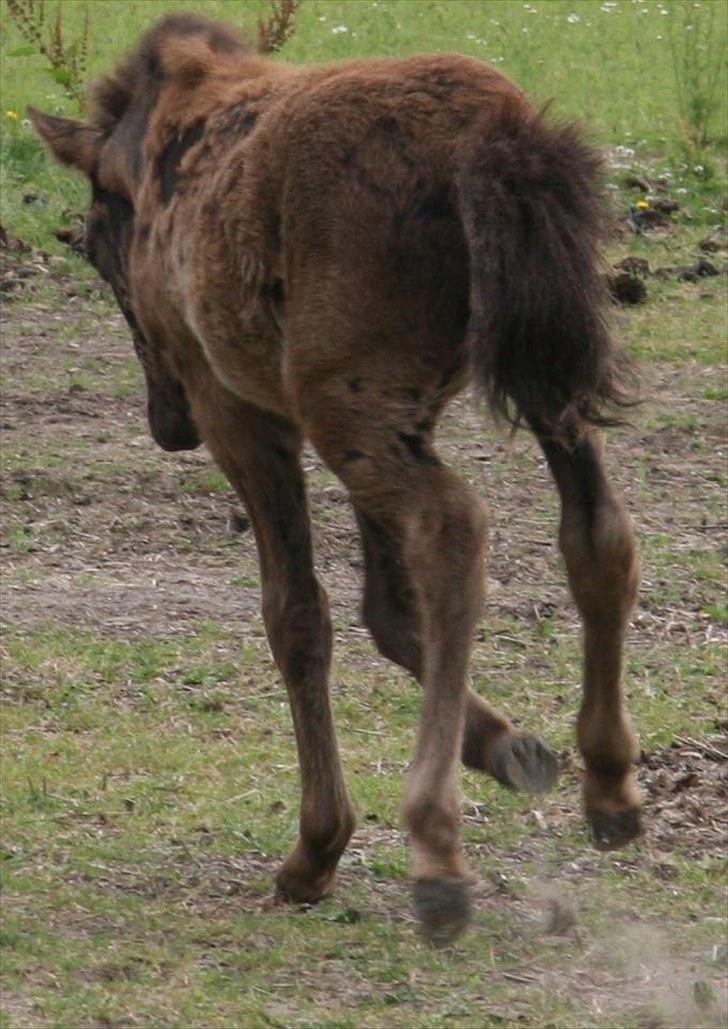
xmin=189 ymin=380 xmax=355 ymax=902
xmin=536 ymin=426 xmax=642 ymax=849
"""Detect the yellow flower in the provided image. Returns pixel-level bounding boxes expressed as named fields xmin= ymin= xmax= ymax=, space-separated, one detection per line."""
xmin=635 ymin=199 xmax=650 ymax=210
xmin=5 ymin=110 xmax=19 ymax=120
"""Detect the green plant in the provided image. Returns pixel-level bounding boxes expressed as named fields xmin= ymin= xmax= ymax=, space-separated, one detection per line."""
xmin=6 ymin=0 xmax=89 ymax=108
xmin=257 ymin=0 xmax=301 ymax=54
xmin=667 ymin=0 xmax=728 ymax=146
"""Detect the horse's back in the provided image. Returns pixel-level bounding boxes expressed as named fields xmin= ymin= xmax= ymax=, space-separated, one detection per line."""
xmin=271 ymin=55 xmax=521 ymax=365
xmin=166 ymin=52 xmax=528 ymax=416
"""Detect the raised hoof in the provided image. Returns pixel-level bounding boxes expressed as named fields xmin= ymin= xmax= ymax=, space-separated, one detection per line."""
xmin=490 ymin=733 xmax=559 ymax=795
xmin=412 ymin=878 xmax=472 ymax=948
xmin=587 ymin=806 xmax=642 ymax=851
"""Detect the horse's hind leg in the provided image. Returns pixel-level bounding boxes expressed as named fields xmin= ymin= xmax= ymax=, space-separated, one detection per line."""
xmin=536 ymin=426 xmax=641 ymax=849
xmin=356 ymin=509 xmax=558 ymax=794
xmin=296 ymin=400 xmax=487 ymax=944
xmin=188 ymin=377 xmax=355 ymax=902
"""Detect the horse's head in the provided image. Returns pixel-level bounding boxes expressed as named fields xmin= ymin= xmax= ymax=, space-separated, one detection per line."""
xmin=28 ymin=14 xmax=250 ymax=452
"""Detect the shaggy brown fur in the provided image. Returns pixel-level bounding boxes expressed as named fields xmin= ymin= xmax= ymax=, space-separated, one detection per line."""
xmin=30 ymin=13 xmax=642 ymax=945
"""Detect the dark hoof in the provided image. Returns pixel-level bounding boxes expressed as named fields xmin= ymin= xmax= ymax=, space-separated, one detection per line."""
xmin=587 ymin=806 xmax=642 ymax=851
xmin=412 ymin=878 xmax=472 ymax=948
xmin=274 ymin=880 xmax=329 ymax=905
xmin=490 ymin=733 xmax=559 ymax=795
xmin=274 ymin=867 xmax=334 ymax=905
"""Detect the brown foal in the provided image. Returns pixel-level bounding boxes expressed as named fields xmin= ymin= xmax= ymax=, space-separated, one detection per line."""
xmin=31 ymin=13 xmax=641 ymax=945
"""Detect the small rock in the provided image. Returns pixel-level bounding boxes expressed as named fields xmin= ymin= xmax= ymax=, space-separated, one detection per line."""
xmin=693 ymin=257 xmax=719 ymax=277
xmin=531 ymin=809 xmax=548 ymax=830
xmin=608 ymin=271 xmax=647 ymax=305
xmin=698 ymin=236 xmax=723 ymax=254
xmin=675 ymin=260 xmax=718 ymax=282
xmin=227 ymin=511 xmax=250 ymax=535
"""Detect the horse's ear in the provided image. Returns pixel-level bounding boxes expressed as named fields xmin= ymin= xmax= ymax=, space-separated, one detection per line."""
xmin=27 ymin=107 xmax=102 ymax=177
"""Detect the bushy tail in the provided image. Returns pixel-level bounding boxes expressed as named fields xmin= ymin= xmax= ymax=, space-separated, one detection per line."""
xmin=455 ymin=97 xmax=632 ymax=438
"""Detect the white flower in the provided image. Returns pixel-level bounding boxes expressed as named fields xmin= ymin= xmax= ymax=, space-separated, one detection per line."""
xmin=331 ymin=24 xmax=348 ymax=34
xmin=567 ymin=12 xmax=581 ymax=23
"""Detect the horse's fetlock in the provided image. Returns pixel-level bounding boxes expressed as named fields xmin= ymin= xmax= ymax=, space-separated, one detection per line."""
xmin=300 ymin=802 xmax=356 ymax=864
xmin=578 ymin=713 xmax=638 ymax=774
xmin=405 ymin=796 xmax=460 ymax=857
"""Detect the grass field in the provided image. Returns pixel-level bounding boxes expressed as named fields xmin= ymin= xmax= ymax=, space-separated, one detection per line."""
xmin=1 ymin=2 xmax=727 ymax=1027
xmin=2 ymin=0 xmax=727 ymax=245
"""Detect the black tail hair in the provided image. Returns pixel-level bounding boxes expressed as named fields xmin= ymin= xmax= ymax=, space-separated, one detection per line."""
xmin=456 ymin=97 xmax=634 ymax=439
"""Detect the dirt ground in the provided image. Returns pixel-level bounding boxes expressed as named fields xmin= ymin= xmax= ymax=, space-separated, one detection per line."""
xmin=1 ymin=241 xmax=727 ymax=1027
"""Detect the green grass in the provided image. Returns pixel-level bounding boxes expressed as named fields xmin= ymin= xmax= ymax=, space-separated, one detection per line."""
xmin=2 ymin=620 xmax=726 ymax=1026
xmin=2 ymin=0 xmax=726 ymax=139
xmin=1 ymin=0 xmax=727 ymax=244
xmin=626 ymin=279 xmax=727 ymax=365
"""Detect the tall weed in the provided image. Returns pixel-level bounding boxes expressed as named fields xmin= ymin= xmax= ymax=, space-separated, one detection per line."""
xmin=5 ymin=0 xmax=90 ymax=110
xmin=667 ymin=0 xmax=727 ymax=146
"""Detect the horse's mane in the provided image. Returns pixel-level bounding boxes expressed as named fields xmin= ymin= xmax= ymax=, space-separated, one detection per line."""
xmin=88 ymin=13 xmax=252 ymax=134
